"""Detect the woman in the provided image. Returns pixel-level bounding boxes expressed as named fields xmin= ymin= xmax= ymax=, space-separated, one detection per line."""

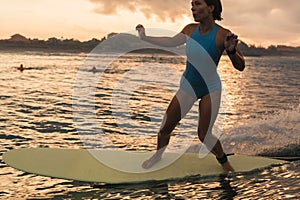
xmin=136 ymin=0 xmax=245 ymax=172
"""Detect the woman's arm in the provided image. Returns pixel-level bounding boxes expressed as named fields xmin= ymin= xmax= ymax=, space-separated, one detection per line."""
xmin=136 ymin=24 xmax=187 ymax=47
xmin=224 ymin=32 xmax=245 ymax=71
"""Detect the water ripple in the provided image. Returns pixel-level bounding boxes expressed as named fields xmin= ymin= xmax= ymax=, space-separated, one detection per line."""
xmin=0 ymin=53 xmax=299 ymax=199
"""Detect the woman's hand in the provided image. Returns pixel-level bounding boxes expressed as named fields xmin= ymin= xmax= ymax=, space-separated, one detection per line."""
xmin=136 ymin=24 xmax=146 ymax=39
xmin=224 ymin=32 xmax=245 ymax=71
xmin=224 ymin=32 xmax=238 ymax=51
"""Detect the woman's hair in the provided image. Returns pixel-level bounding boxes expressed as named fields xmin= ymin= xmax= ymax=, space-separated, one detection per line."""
xmin=204 ymin=0 xmax=223 ymax=21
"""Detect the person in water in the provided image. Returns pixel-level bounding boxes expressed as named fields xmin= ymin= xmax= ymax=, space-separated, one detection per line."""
xmin=136 ymin=0 xmax=245 ymax=172
xmin=18 ymin=64 xmax=25 ymax=72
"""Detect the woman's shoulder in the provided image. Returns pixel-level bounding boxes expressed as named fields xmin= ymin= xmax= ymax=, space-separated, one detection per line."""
xmin=216 ymin=24 xmax=231 ymax=36
xmin=215 ymin=24 xmax=231 ymax=51
xmin=181 ymin=23 xmax=198 ymax=36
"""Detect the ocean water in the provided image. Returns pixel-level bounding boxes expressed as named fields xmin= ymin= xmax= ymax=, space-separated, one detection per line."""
xmin=0 ymin=51 xmax=299 ymax=199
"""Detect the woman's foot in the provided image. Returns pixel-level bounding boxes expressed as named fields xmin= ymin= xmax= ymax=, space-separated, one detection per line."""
xmin=217 ymin=153 xmax=235 ymax=172
xmin=221 ymin=161 xmax=235 ymax=172
xmin=142 ymin=152 xmax=162 ymax=169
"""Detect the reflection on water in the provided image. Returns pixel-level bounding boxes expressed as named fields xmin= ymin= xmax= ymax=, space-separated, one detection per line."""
xmin=0 ymin=52 xmax=299 ymax=199
xmin=3 ymin=162 xmax=297 ymax=199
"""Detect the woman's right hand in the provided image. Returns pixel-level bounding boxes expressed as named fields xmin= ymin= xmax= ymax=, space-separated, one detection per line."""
xmin=136 ymin=24 xmax=145 ymax=39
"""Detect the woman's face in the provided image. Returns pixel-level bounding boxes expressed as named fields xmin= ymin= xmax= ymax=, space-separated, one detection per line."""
xmin=191 ymin=0 xmax=213 ymax=22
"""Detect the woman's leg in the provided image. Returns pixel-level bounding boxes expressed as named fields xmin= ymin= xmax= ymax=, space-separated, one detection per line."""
xmin=142 ymin=89 xmax=196 ymax=169
xmin=198 ymin=90 xmax=234 ymax=172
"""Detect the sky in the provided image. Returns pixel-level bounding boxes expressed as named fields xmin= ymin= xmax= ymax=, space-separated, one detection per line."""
xmin=1 ymin=0 xmax=299 ymax=47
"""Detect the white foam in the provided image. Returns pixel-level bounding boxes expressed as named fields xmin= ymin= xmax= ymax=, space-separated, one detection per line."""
xmin=222 ymin=104 xmax=300 ymax=155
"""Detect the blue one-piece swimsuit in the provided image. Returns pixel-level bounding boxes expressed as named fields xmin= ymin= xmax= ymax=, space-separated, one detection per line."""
xmin=180 ymin=24 xmax=222 ymax=99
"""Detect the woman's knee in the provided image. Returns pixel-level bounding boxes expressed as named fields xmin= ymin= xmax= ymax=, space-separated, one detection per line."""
xmin=197 ymin=127 xmax=212 ymax=143
xmin=197 ymin=128 xmax=206 ymax=142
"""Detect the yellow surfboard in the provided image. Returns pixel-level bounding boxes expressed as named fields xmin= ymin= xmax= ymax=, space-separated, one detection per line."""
xmin=3 ymin=148 xmax=285 ymax=184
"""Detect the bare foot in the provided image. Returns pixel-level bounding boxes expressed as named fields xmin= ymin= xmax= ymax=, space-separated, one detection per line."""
xmin=221 ymin=161 xmax=235 ymax=172
xmin=142 ymin=153 xmax=162 ymax=169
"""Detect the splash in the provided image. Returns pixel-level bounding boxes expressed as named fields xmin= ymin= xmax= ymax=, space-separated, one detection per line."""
xmin=222 ymin=104 xmax=300 ymax=155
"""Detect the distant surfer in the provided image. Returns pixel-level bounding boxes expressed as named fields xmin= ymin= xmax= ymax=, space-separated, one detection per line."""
xmin=17 ymin=64 xmax=25 ymax=72
xmin=136 ymin=0 xmax=245 ymax=172
xmin=16 ymin=64 xmax=34 ymax=71
xmin=92 ymin=66 xmax=97 ymax=73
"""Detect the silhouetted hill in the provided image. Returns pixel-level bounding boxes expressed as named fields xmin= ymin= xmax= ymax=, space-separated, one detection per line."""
xmin=0 ymin=34 xmax=104 ymax=53
xmin=237 ymin=41 xmax=300 ymax=57
xmin=0 ymin=33 xmax=299 ymax=56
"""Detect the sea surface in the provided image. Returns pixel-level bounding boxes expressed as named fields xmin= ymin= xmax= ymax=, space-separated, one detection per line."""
xmin=0 ymin=50 xmax=299 ymax=199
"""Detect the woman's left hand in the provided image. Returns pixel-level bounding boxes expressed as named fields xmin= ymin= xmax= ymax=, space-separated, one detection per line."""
xmin=224 ymin=32 xmax=238 ymax=51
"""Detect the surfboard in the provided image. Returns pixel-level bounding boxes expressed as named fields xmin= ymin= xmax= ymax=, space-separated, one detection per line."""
xmin=3 ymin=148 xmax=285 ymax=184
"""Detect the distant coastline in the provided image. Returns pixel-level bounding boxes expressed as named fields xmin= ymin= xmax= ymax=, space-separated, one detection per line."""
xmin=1 ymin=33 xmax=299 ymax=57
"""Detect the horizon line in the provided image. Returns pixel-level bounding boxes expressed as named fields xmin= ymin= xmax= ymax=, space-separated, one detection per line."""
xmin=2 ymin=33 xmax=300 ymax=48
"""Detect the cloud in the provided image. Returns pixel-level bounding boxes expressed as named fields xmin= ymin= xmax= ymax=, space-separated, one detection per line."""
xmin=89 ymin=0 xmax=300 ymax=46
xmin=221 ymin=0 xmax=300 ymax=46
xmin=89 ymin=0 xmax=190 ymax=21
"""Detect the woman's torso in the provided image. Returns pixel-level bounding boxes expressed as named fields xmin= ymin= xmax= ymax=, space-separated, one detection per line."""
xmin=180 ymin=23 xmax=224 ymax=98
